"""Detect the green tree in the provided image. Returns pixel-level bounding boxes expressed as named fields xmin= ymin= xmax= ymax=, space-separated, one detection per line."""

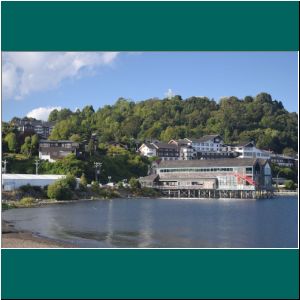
xmin=21 ymin=136 xmax=32 ymax=157
xmin=47 ymin=180 xmax=73 ymax=200
xmin=282 ymin=147 xmax=297 ymax=157
xmin=31 ymin=134 xmax=39 ymax=155
xmin=129 ymin=177 xmax=141 ymax=189
xmin=5 ymin=132 xmax=17 ymax=153
xmin=284 ymin=180 xmax=296 ymax=190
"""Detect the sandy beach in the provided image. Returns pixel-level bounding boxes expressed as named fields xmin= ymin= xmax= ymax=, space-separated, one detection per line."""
xmin=2 ymin=220 xmax=75 ymax=248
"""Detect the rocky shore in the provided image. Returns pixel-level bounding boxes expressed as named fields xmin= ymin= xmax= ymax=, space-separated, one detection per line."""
xmin=2 ymin=220 xmax=75 ymax=248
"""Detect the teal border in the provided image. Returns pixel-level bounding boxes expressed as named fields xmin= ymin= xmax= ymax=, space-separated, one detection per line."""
xmin=2 ymin=249 xmax=299 ymax=299
xmin=1 ymin=1 xmax=299 ymax=299
xmin=1 ymin=1 xmax=299 ymax=51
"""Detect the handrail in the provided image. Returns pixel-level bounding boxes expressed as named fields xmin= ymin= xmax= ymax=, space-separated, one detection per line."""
xmin=232 ymin=173 xmax=256 ymax=186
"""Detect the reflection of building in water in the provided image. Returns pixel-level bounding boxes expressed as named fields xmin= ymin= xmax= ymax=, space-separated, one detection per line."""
xmin=138 ymin=201 xmax=154 ymax=248
xmin=139 ymin=158 xmax=273 ymax=199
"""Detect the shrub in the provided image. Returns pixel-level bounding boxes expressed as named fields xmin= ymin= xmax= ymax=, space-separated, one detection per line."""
xmin=129 ymin=177 xmax=141 ymax=189
xmin=19 ymin=197 xmax=36 ymax=206
xmin=47 ymin=180 xmax=73 ymax=200
xmin=63 ymin=174 xmax=77 ymax=190
xmin=91 ymin=181 xmax=101 ymax=193
xmin=80 ymin=173 xmax=88 ymax=187
xmin=284 ymin=180 xmax=296 ymax=190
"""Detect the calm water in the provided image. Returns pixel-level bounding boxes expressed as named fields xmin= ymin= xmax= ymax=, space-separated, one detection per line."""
xmin=2 ymin=196 xmax=298 ymax=248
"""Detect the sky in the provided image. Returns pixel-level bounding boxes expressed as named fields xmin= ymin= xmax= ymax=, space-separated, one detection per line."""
xmin=2 ymin=51 xmax=298 ymax=121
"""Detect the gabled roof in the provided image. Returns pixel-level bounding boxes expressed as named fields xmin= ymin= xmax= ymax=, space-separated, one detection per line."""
xmin=139 ymin=174 xmax=159 ymax=182
xmin=232 ymin=141 xmax=255 ymax=147
xmin=168 ymin=139 xmax=189 ymax=146
xmin=184 ymin=135 xmax=222 ymax=143
xmin=153 ymin=142 xmax=179 ymax=149
xmin=157 ymin=158 xmax=265 ymax=168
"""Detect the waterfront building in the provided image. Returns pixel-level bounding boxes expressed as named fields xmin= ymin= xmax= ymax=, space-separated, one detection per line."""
xmin=230 ymin=141 xmax=271 ymax=159
xmin=2 ymin=174 xmax=66 ymax=191
xmin=39 ymin=140 xmax=84 ymax=162
xmin=139 ymin=158 xmax=273 ymax=198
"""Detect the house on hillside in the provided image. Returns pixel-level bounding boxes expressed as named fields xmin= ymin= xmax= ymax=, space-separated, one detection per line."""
xmin=39 ymin=140 xmax=85 ymax=162
xmin=138 ymin=142 xmax=180 ymax=160
xmin=12 ymin=118 xmax=56 ymax=138
xmin=229 ymin=141 xmax=271 ymax=159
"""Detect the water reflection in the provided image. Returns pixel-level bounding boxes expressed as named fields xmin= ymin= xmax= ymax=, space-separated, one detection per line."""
xmin=2 ymin=197 xmax=298 ymax=248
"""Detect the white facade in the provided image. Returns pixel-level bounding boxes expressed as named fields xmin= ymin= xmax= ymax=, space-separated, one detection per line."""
xmin=138 ymin=143 xmax=157 ymax=157
xmin=232 ymin=144 xmax=271 ymax=159
xmin=39 ymin=153 xmax=56 ymax=163
xmin=184 ymin=136 xmax=224 ymax=153
xmin=2 ymin=174 xmax=66 ymax=191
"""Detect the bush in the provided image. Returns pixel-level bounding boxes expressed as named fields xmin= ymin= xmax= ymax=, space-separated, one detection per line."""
xmin=18 ymin=184 xmax=47 ymax=199
xmin=19 ymin=184 xmax=42 ymax=193
xmin=91 ymin=181 xmax=101 ymax=193
xmin=284 ymin=180 xmax=296 ymax=190
xmin=63 ymin=174 xmax=77 ymax=190
xmin=19 ymin=197 xmax=36 ymax=206
xmin=47 ymin=180 xmax=73 ymax=200
xmin=129 ymin=177 xmax=141 ymax=189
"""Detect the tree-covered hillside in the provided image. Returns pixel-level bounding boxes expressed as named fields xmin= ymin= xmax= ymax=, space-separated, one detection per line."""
xmin=46 ymin=93 xmax=297 ymax=154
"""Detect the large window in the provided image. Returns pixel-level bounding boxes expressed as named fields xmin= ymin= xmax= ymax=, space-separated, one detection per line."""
xmin=160 ymin=167 xmax=234 ymax=173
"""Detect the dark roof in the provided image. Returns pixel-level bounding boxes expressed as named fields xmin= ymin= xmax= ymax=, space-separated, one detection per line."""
xmin=141 ymin=142 xmax=156 ymax=149
xmin=168 ymin=139 xmax=190 ymax=146
xmin=40 ymin=139 xmax=79 ymax=144
xmin=185 ymin=135 xmax=222 ymax=143
xmin=139 ymin=174 xmax=159 ymax=182
xmin=158 ymin=158 xmax=265 ymax=168
xmin=231 ymin=141 xmax=255 ymax=147
xmin=154 ymin=143 xmax=178 ymax=149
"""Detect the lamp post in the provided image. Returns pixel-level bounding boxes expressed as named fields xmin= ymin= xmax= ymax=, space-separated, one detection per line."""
xmin=94 ymin=162 xmax=102 ymax=183
xmin=34 ymin=159 xmax=40 ymax=175
xmin=2 ymin=159 xmax=7 ymax=174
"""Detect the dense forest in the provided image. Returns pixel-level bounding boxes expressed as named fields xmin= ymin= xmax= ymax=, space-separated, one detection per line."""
xmin=45 ymin=92 xmax=298 ymax=153
xmin=2 ymin=92 xmax=298 ymax=183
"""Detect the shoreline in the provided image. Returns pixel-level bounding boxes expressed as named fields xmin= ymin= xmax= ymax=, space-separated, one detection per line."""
xmin=2 ymin=220 xmax=76 ymax=248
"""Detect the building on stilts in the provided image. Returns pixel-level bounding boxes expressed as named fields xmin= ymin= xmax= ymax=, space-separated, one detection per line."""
xmin=139 ymin=158 xmax=273 ymax=199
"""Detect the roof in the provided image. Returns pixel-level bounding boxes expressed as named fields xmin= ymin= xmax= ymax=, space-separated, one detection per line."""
xmin=140 ymin=142 xmax=156 ymax=150
xmin=157 ymin=158 xmax=264 ymax=168
xmin=153 ymin=142 xmax=178 ymax=149
xmin=139 ymin=174 xmax=159 ymax=182
xmin=231 ymin=141 xmax=255 ymax=147
xmin=168 ymin=139 xmax=190 ymax=146
xmin=185 ymin=135 xmax=221 ymax=143
xmin=2 ymin=174 xmax=66 ymax=180
xmin=40 ymin=139 xmax=78 ymax=143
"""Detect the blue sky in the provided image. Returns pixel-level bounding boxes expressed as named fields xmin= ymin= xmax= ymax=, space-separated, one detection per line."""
xmin=2 ymin=51 xmax=298 ymax=121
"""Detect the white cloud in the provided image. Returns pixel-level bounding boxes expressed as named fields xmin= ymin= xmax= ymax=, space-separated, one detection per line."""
xmin=27 ymin=106 xmax=62 ymax=121
xmin=2 ymin=52 xmax=119 ymax=100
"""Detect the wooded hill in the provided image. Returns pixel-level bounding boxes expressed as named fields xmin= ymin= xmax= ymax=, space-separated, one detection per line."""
xmin=45 ymin=92 xmax=297 ymax=154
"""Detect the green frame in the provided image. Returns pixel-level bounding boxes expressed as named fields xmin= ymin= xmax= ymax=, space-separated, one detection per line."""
xmin=1 ymin=1 xmax=299 ymax=299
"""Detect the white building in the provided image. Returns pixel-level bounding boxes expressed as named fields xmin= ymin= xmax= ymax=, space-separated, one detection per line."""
xmin=138 ymin=142 xmax=157 ymax=158
xmin=231 ymin=141 xmax=271 ymax=159
xmin=184 ymin=135 xmax=224 ymax=152
xmin=168 ymin=139 xmax=196 ymax=160
xmin=2 ymin=174 xmax=66 ymax=191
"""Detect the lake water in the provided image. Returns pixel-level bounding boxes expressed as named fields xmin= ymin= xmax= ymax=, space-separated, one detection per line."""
xmin=2 ymin=196 xmax=298 ymax=248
